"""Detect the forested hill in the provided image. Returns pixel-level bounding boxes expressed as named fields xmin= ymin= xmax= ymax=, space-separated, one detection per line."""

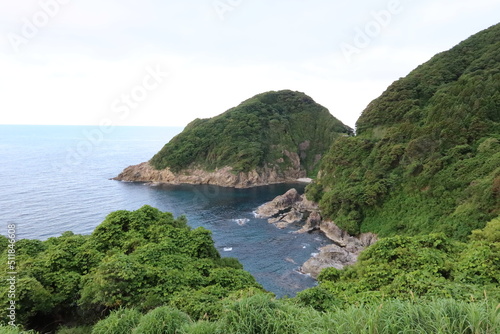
xmin=307 ymin=23 xmax=500 ymax=240
xmin=150 ymin=90 xmax=352 ymax=176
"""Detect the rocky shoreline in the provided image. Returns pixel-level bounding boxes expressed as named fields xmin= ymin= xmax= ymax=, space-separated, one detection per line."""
xmin=114 ymin=159 xmax=376 ymax=279
xmin=113 ymin=153 xmax=309 ymax=188
xmin=255 ymin=188 xmax=377 ymax=278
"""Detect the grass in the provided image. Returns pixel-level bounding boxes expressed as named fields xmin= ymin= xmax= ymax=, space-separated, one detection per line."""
xmin=3 ymin=297 xmax=498 ymax=334
xmin=316 ymin=299 xmax=500 ymax=334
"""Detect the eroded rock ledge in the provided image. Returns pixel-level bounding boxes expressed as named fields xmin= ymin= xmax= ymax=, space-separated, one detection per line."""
xmin=255 ymin=188 xmax=377 ymax=278
xmin=113 ymin=161 xmax=306 ymax=189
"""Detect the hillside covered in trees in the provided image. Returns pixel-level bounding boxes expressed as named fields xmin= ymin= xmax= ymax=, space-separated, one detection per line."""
xmin=307 ymin=23 xmax=500 ymax=240
xmin=1 ymin=207 xmax=498 ymax=333
xmin=150 ymin=90 xmax=352 ymax=176
xmin=0 ymin=206 xmax=262 ymax=332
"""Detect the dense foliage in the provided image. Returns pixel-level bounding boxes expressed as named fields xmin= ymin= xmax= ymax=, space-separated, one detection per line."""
xmin=0 ymin=206 xmax=261 ymax=332
xmin=3 ymin=292 xmax=497 ymax=334
xmin=150 ymin=90 xmax=352 ymax=175
xmin=1 ymin=208 xmax=498 ymax=333
xmin=297 ymin=228 xmax=500 ymax=310
xmin=307 ymin=23 xmax=500 ymax=238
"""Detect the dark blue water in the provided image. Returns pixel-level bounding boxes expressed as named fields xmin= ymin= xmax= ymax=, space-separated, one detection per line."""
xmin=0 ymin=125 xmax=330 ymax=296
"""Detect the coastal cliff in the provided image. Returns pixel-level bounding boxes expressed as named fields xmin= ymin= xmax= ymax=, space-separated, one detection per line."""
xmin=114 ymin=90 xmax=352 ymax=188
xmin=114 ymin=161 xmax=306 ymax=188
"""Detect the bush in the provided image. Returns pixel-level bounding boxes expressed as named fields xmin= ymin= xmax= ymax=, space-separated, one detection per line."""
xmin=470 ymin=216 xmax=500 ymax=243
xmin=218 ymin=294 xmax=314 ymax=334
xmin=132 ymin=306 xmax=191 ymax=334
xmin=0 ymin=326 xmax=36 ymax=334
xmin=56 ymin=326 xmax=92 ymax=334
xmin=180 ymin=321 xmax=219 ymax=334
xmin=319 ymin=299 xmax=499 ymax=334
xmin=91 ymin=309 xmax=141 ymax=334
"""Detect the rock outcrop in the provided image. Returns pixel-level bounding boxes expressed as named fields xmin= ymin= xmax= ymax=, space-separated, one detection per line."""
xmin=113 ymin=161 xmax=305 ymax=188
xmin=254 ymin=188 xmax=318 ymax=228
xmin=255 ymin=189 xmax=301 ymax=217
xmin=300 ymin=227 xmax=377 ymax=278
xmin=300 ymin=244 xmax=357 ymax=278
xmin=254 ymin=188 xmax=378 ymax=278
xmin=318 ymin=220 xmax=378 ymax=249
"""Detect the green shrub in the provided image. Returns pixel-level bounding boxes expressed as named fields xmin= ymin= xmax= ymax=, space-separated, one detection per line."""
xmin=306 ymin=233 xmax=500 ymax=307
xmin=471 ymin=216 xmax=500 ymax=242
xmin=180 ymin=321 xmax=219 ymax=334
xmin=295 ymin=286 xmax=340 ymax=312
xmin=0 ymin=326 xmax=36 ymax=334
xmin=218 ymin=294 xmax=313 ymax=334
xmin=91 ymin=309 xmax=141 ymax=334
xmin=169 ymin=286 xmax=226 ymax=321
xmin=56 ymin=326 xmax=92 ymax=334
xmin=317 ymin=299 xmax=499 ymax=334
xmin=132 ymin=306 xmax=191 ymax=334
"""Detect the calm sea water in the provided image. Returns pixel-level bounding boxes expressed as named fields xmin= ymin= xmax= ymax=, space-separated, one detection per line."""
xmin=0 ymin=125 xmax=330 ymax=296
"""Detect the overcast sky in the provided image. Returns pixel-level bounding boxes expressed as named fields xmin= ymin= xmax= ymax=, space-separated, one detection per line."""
xmin=0 ymin=0 xmax=499 ymax=129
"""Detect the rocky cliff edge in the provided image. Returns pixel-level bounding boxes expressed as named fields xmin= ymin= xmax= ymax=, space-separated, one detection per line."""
xmin=113 ymin=161 xmax=306 ymax=188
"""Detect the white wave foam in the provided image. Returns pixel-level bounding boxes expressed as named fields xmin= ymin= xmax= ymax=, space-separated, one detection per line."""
xmin=232 ymin=218 xmax=249 ymax=226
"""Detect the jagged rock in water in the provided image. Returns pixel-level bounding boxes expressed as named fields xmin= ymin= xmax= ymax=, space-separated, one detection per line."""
xmin=255 ymin=188 xmax=302 ymax=218
xmin=269 ymin=208 xmax=303 ymax=228
xmin=296 ymin=211 xmax=322 ymax=233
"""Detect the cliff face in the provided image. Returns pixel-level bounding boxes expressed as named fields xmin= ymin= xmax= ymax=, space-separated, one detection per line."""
xmin=115 ymin=90 xmax=352 ymax=188
xmin=114 ymin=161 xmax=306 ymax=188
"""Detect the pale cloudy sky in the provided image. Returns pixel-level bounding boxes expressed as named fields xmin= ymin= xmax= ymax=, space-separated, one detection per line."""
xmin=0 ymin=0 xmax=499 ymax=128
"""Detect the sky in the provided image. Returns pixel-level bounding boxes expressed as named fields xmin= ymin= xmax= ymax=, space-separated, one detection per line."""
xmin=0 ymin=0 xmax=499 ymax=129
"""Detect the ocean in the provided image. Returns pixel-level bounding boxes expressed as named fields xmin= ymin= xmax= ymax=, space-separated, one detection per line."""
xmin=0 ymin=125 xmax=331 ymax=297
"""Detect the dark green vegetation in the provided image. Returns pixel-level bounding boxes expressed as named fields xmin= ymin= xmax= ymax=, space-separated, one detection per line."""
xmin=1 ymin=208 xmax=498 ymax=333
xmin=150 ymin=90 xmax=352 ymax=176
xmin=297 ymin=227 xmax=500 ymax=311
xmin=0 ymin=206 xmax=262 ymax=332
xmin=307 ymin=23 xmax=500 ymax=239
xmin=3 ymin=296 xmax=497 ymax=333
